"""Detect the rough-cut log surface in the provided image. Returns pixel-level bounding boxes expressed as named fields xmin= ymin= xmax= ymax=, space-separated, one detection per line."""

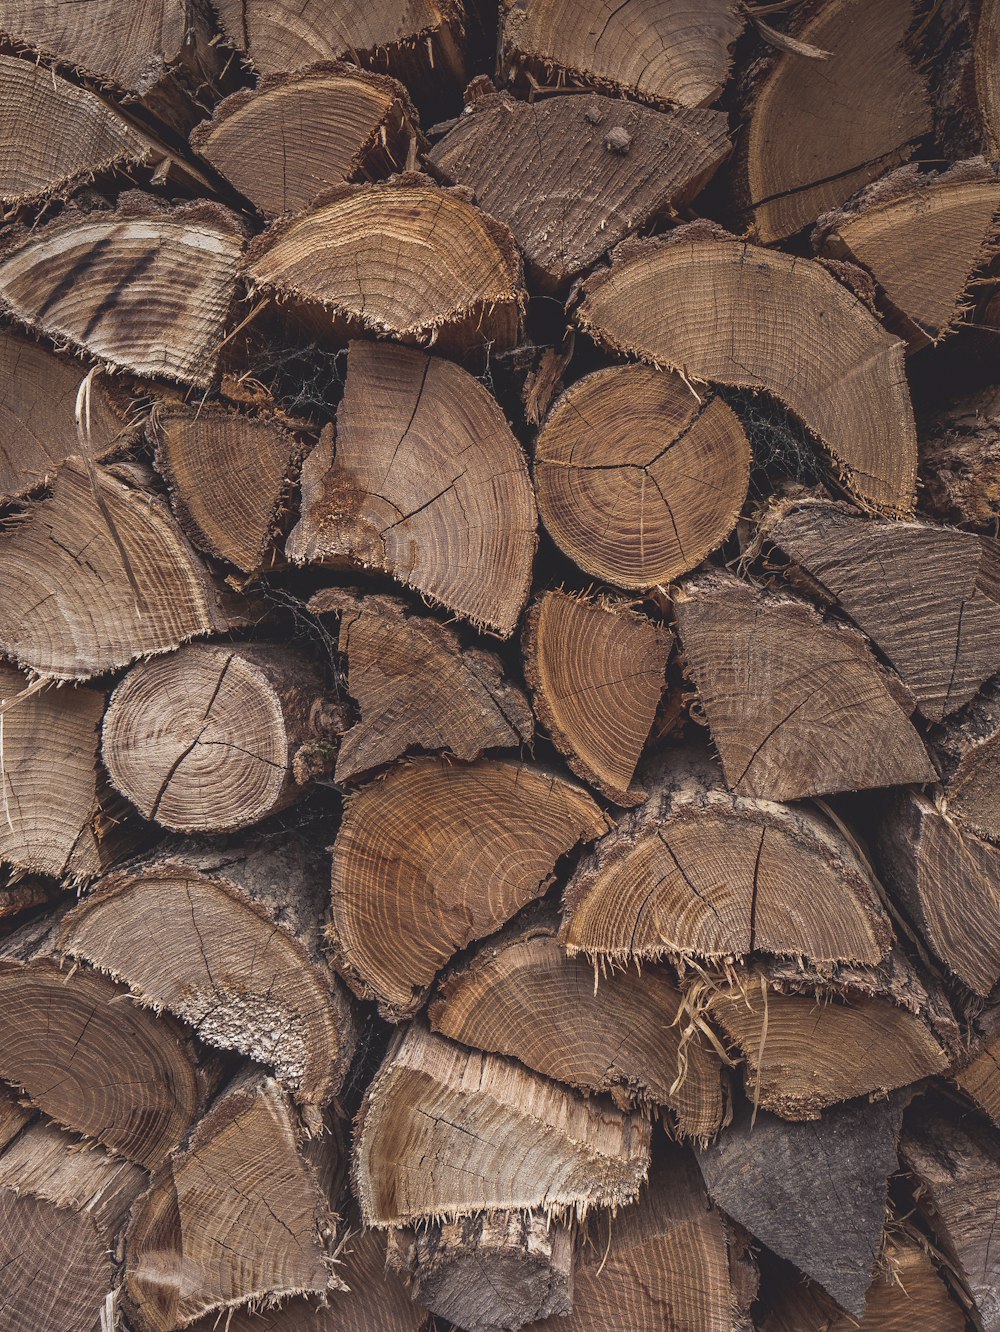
xmin=0 ymin=1120 xmax=147 ymax=1332
xmin=329 ymin=756 xmax=608 ymax=1018
xmin=575 ymin=224 xmax=918 ymax=513
xmin=763 ymin=496 xmax=1000 ymax=721
xmin=430 ymin=918 xmax=726 ymax=1139
xmin=737 ymin=0 xmax=931 ymax=243
xmin=956 ymin=1025 xmax=1000 ymax=1124
xmin=287 ymin=341 xmax=536 ymax=635
xmin=919 ymin=384 xmax=1000 ymax=528
xmin=152 ymin=403 xmax=306 ymax=575
xmin=192 ymin=65 xmax=419 ymax=219
xmin=428 ymin=90 xmax=730 ymax=289
xmin=930 ymin=676 xmax=1000 ymax=842
xmin=246 ymin=176 xmax=525 ymax=356
xmin=698 ymin=1096 xmax=907 ymax=1316
xmin=533 ymin=365 xmax=750 ymax=588
xmin=126 ymin=1071 xmax=341 ymax=1332
xmin=974 ymin=0 xmax=1000 ymax=153
xmin=674 ymin=571 xmax=933 ymax=800
xmin=354 ymin=1024 xmax=650 ymax=1226
xmin=59 ymin=836 xmax=356 ymax=1105
xmin=560 ymin=747 xmax=893 ymax=967
xmin=0 ymin=195 xmax=244 ymax=388
xmin=523 ymin=591 xmax=669 ymax=805
xmin=309 ymin=588 xmax=533 ymax=783
xmin=499 ymin=0 xmax=744 ymax=108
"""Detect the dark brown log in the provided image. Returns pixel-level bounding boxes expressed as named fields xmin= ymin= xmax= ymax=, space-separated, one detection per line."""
xmin=928 ymin=0 xmax=1000 ymax=159
xmin=930 ymin=674 xmax=1000 ymax=842
xmin=309 ymin=588 xmax=533 ymax=783
xmin=919 ymin=384 xmax=1000 ymax=529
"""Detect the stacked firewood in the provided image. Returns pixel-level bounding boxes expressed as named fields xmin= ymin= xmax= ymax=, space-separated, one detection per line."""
xmin=0 ymin=1 xmax=997 ymax=1329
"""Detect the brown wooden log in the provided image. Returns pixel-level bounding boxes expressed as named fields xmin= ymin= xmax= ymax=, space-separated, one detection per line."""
xmin=125 ymin=1070 xmax=343 ymax=1332
xmin=920 ymin=384 xmax=1000 ymax=529
xmin=955 ymin=1018 xmax=1000 ymax=1125
xmin=329 ymin=755 xmax=608 ymax=1018
xmin=59 ymin=835 xmax=356 ymax=1107
xmin=191 ymin=65 xmax=420 ymax=220
xmin=929 ymin=675 xmax=1000 ymax=842
xmin=928 ymin=0 xmax=1000 ymax=159
xmin=286 ymin=341 xmax=536 ymax=635
xmin=673 ymin=570 xmax=934 ymax=800
xmin=353 ymin=1024 xmax=650 ymax=1226
xmin=523 ymin=590 xmax=669 ymax=805
xmin=427 ymin=89 xmax=730 ymax=290
xmin=575 ymin=223 xmax=918 ymax=513
xmin=245 ymin=176 xmax=525 ymax=358
xmin=309 ymin=588 xmax=533 ymax=783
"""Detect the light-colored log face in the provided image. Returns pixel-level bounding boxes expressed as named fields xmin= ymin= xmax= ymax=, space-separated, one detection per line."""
xmin=330 ymin=756 xmax=608 ymax=1018
xmin=500 ymin=0 xmax=744 ymax=107
xmin=956 ymin=1033 xmax=1000 ymax=1124
xmin=535 ymin=365 xmax=750 ymax=588
xmin=0 ymin=199 xmax=244 ymax=387
xmin=246 ymin=179 xmax=524 ymax=354
xmin=575 ymin=227 xmax=917 ymax=513
xmin=740 ymin=0 xmax=930 ymax=243
xmin=354 ymin=1026 xmax=650 ymax=1226
xmin=287 ymin=343 xmax=537 ymax=635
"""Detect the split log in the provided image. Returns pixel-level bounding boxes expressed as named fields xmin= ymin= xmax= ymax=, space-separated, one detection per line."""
xmin=929 ymin=675 xmax=1000 ymax=842
xmin=246 ymin=176 xmax=525 ymax=358
xmin=58 ymin=835 xmax=357 ymax=1107
xmin=286 ymin=341 xmax=536 ymax=635
xmin=559 ymin=746 xmax=893 ymax=968
xmin=151 ymin=402 xmax=306 ymax=575
xmin=735 ymin=0 xmax=931 ymax=243
xmin=0 ymin=458 xmax=253 ymax=680
xmin=430 ymin=916 xmax=727 ymax=1139
xmin=329 ymin=755 xmax=608 ymax=1018
xmin=0 ymin=195 xmax=245 ymax=388
xmin=762 ymin=496 xmax=1000 ymax=721
xmin=126 ymin=1071 xmax=342 ymax=1332
xmin=0 ymin=913 xmax=211 ymax=1168
xmin=523 ymin=590 xmax=669 ymax=805
xmin=930 ymin=0 xmax=1000 ymax=158
xmin=309 ymin=588 xmax=533 ymax=783
xmin=0 ymin=875 xmax=59 ymax=922
xmin=533 ymin=364 xmax=751 ymax=588
xmin=0 ymin=1120 xmax=147 ymax=1332
xmin=955 ymin=1018 xmax=1000 ymax=1125
xmin=353 ymin=1024 xmax=650 ymax=1225
xmin=102 ymin=642 xmax=342 ymax=833
xmin=814 ymin=160 xmax=1000 ymax=348
xmin=498 ymin=0 xmax=744 ymax=108
xmin=919 ymin=384 xmax=1000 ymax=528
xmin=673 ymin=570 xmax=934 ymax=800
xmin=191 ymin=66 xmax=420 ymax=220
xmin=575 ymin=225 xmax=918 ymax=513
xmin=428 ymin=90 xmax=730 ymax=290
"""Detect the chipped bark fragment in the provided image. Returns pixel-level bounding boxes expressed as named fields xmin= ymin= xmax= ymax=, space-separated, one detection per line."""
xmin=919 ymin=384 xmax=1000 ymax=529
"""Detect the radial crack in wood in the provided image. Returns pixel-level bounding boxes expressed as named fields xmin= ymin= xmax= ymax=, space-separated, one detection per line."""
xmin=919 ymin=385 xmax=1000 ymax=528
xmin=930 ymin=675 xmax=1000 ymax=843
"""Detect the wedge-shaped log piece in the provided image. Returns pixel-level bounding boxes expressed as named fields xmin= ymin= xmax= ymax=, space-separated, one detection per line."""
xmin=59 ymin=836 xmax=356 ymax=1106
xmin=309 ymin=589 xmax=533 ymax=783
xmin=430 ymin=919 xmax=726 ymax=1140
xmin=126 ymin=1071 xmax=342 ymax=1332
xmin=191 ymin=65 xmax=419 ymax=219
xmin=698 ymin=1096 xmax=906 ymax=1317
xmin=955 ymin=1022 xmax=1000 ymax=1125
xmin=330 ymin=756 xmax=608 ymax=1018
xmin=763 ymin=497 xmax=1000 ymax=721
xmin=0 ymin=914 xmax=209 ymax=1168
xmin=674 ymin=571 xmax=934 ymax=800
xmin=560 ymin=747 xmax=893 ymax=967
xmin=428 ymin=91 xmax=730 ymax=289
xmin=0 ymin=196 xmax=244 ymax=388
xmin=575 ymin=225 xmax=918 ymax=513
xmin=499 ymin=0 xmax=744 ymax=107
xmin=287 ymin=342 xmax=536 ymax=635
xmin=246 ymin=177 xmax=524 ymax=357
xmin=354 ymin=1025 xmax=650 ymax=1226
xmin=534 ymin=365 xmax=750 ymax=588
xmin=0 ymin=1120 xmax=147 ymax=1332
xmin=920 ymin=384 xmax=1000 ymax=528
xmin=737 ymin=0 xmax=930 ymax=243
xmin=152 ymin=402 xmax=305 ymax=574
xmin=930 ymin=676 xmax=1000 ymax=842
xmin=524 ymin=591 xmax=668 ymax=805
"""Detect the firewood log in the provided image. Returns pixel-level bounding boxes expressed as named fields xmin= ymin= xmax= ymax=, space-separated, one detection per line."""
xmin=929 ymin=0 xmax=1000 ymax=158
xmin=309 ymin=588 xmax=533 ymax=783
xmin=329 ymin=755 xmax=608 ymax=1018
xmin=286 ymin=342 xmax=536 ymax=635
xmin=58 ymin=835 xmax=356 ymax=1107
xmin=673 ymin=570 xmax=934 ymax=800
xmin=929 ymin=675 xmax=1000 ymax=842
xmin=920 ymin=384 xmax=1000 ymax=528
xmin=533 ymin=365 xmax=750 ymax=589
xmin=353 ymin=1024 xmax=650 ymax=1225
xmin=955 ymin=1012 xmax=1000 ymax=1125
